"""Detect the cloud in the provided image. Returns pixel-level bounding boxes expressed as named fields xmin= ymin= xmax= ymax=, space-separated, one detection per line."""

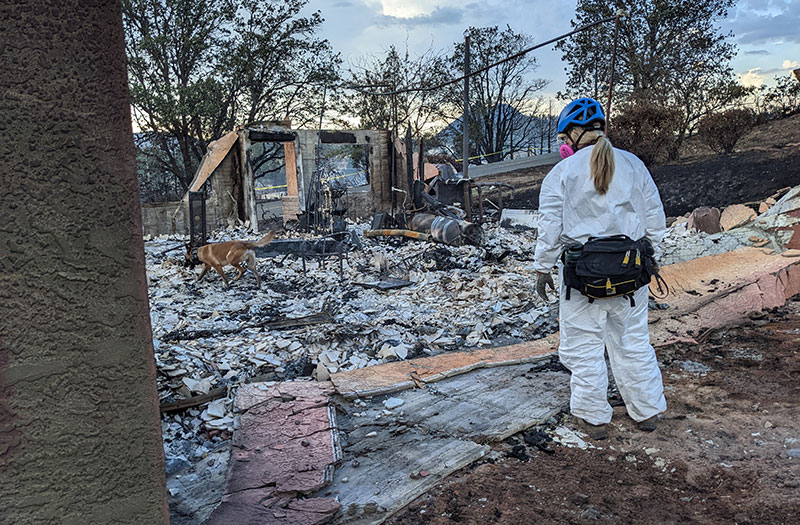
xmin=728 ymin=1 xmax=800 ymax=45
xmin=756 ymin=60 xmax=800 ymax=75
xmin=738 ymin=68 xmax=765 ymax=87
xmin=744 ymin=49 xmax=770 ymax=55
xmin=377 ymin=5 xmax=465 ymax=26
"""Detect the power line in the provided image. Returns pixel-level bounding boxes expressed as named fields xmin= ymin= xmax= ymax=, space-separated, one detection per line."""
xmin=341 ymin=14 xmax=619 ymax=97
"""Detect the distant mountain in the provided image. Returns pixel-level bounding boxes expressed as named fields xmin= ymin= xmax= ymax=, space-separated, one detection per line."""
xmin=434 ymin=103 xmax=556 ymax=163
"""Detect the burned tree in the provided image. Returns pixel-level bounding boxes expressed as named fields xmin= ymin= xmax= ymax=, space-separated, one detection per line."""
xmin=444 ymin=26 xmax=549 ymax=163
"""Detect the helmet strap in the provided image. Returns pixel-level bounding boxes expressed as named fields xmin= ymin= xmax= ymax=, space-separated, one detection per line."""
xmin=569 ymin=126 xmax=602 ymax=151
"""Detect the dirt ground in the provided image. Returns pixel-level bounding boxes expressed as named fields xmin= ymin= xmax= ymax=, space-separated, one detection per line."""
xmin=387 ymin=300 xmax=800 ymax=525
xmin=486 ymin=114 xmax=800 ymax=217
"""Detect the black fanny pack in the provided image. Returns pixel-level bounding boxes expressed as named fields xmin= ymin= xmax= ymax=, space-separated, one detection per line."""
xmin=561 ymin=235 xmax=664 ymax=307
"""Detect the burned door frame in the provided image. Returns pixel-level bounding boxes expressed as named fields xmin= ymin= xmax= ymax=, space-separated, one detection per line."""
xmin=238 ymin=124 xmax=297 ymax=232
xmin=292 ymin=129 xmax=392 ymax=221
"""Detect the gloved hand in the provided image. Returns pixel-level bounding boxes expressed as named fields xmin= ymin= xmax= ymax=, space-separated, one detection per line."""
xmin=536 ymin=271 xmax=556 ymax=302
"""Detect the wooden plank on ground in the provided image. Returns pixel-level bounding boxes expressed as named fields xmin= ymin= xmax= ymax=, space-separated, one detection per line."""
xmin=397 ymin=367 xmax=569 ymax=442
xmin=649 ymin=247 xmax=800 ymax=345
xmin=330 ymin=434 xmax=489 ymax=525
xmin=330 ymin=335 xmax=558 ymax=399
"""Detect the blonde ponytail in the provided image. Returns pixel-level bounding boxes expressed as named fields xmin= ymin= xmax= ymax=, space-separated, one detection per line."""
xmin=565 ymin=126 xmax=616 ymax=194
xmin=590 ymin=135 xmax=615 ymax=195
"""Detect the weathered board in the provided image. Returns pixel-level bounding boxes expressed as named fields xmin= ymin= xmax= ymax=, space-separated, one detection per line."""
xmin=396 ymin=367 xmax=570 ymax=443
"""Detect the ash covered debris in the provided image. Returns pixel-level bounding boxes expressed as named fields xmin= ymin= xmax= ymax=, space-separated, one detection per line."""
xmin=659 ymin=185 xmax=800 ymax=265
xmin=147 ymin=220 xmax=554 ymax=478
xmin=156 ymin=183 xmax=800 ymax=522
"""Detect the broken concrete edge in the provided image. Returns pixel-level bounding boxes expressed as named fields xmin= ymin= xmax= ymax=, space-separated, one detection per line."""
xmin=372 ymin=445 xmax=492 ymax=525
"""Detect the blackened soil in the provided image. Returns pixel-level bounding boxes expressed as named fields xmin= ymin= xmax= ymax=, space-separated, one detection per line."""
xmin=483 ymin=115 xmax=800 ymax=217
xmin=651 ymin=147 xmax=800 ymax=217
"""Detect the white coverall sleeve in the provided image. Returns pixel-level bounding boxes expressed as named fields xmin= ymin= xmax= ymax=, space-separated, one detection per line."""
xmin=533 ymin=167 xmax=564 ymax=272
xmin=642 ymin=169 xmax=666 ymax=248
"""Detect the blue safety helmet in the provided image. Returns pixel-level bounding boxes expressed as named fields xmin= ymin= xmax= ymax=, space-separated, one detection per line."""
xmin=557 ymin=97 xmax=606 ymax=134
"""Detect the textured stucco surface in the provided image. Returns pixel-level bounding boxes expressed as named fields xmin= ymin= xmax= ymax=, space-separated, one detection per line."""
xmin=0 ymin=2 xmax=169 ymax=523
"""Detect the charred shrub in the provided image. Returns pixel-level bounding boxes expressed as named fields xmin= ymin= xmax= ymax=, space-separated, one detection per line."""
xmin=609 ymin=100 xmax=682 ymax=166
xmin=697 ymin=108 xmax=755 ymax=154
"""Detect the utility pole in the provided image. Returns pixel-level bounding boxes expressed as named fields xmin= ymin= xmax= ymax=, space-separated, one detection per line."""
xmin=461 ymin=34 xmax=471 ymax=219
xmin=547 ymin=100 xmax=553 ymax=153
xmin=461 ymin=35 xmax=470 ymax=179
xmin=606 ymin=11 xmax=625 ymax=134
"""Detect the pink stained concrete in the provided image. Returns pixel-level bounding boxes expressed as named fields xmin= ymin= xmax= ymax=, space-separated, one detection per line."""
xmin=649 ymin=247 xmax=800 ymax=345
xmin=206 ymin=382 xmax=339 ymax=524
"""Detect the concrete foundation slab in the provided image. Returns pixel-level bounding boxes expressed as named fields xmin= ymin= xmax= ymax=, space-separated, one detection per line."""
xmin=322 ymin=363 xmax=569 ymax=524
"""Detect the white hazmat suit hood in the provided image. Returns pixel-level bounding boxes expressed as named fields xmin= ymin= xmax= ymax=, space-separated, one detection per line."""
xmin=534 ymin=144 xmax=667 ymax=425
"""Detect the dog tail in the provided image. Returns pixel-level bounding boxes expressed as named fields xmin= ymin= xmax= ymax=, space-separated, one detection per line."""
xmin=252 ymin=231 xmax=276 ymax=247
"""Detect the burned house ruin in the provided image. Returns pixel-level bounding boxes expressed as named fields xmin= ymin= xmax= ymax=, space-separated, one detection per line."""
xmin=140 ymin=124 xmax=394 ymax=237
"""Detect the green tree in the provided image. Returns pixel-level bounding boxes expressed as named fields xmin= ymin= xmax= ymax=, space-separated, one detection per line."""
xmin=763 ymin=73 xmax=800 ymax=117
xmin=447 ymin=26 xmax=549 ymax=163
xmin=123 ymin=0 xmax=340 ymax=192
xmin=558 ymin=0 xmax=743 ymax=157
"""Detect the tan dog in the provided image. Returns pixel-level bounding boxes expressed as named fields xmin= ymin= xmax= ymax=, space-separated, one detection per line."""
xmin=186 ymin=232 xmax=275 ymax=288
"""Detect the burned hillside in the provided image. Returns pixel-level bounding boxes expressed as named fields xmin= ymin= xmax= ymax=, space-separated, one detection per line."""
xmin=489 ymin=114 xmax=800 ymax=216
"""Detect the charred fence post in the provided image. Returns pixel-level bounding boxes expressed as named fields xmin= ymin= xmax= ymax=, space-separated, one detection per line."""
xmin=189 ymin=190 xmax=207 ymax=248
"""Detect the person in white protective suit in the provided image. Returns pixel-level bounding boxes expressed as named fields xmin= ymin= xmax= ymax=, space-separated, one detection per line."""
xmin=533 ymin=97 xmax=667 ymax=440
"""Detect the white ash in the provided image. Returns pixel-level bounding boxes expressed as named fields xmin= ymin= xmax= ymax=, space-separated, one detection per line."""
xmin=146 ymin=222 xmax=554 ymax=468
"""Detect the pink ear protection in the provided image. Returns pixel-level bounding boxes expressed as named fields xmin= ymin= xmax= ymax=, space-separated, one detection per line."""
xmin=559 ymin=143 xmax=574 ymax=159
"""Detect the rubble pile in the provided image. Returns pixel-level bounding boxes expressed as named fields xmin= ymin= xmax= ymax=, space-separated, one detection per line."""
xmin=153 ymin=185 xmax=800 ymax=476
xmin=658 ymin=220 xmax=748 ymax=266
xmin=146 ymin=223 xmax=554 ymax=471
xmin=660 ymin=186 xmax=800 ymax=265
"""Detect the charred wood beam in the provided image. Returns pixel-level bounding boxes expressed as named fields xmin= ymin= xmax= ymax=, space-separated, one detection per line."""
xmin=160 ymin=387 xmax=226 ymax=413
xmin=249 ymin=129 xmax=297 ymax=142
xmin=161 ymin=311 xmax=334 ymax=342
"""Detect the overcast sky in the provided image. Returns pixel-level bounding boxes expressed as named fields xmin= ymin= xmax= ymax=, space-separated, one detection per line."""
xmin=308 ymin=0 xmax=800 ymax=100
